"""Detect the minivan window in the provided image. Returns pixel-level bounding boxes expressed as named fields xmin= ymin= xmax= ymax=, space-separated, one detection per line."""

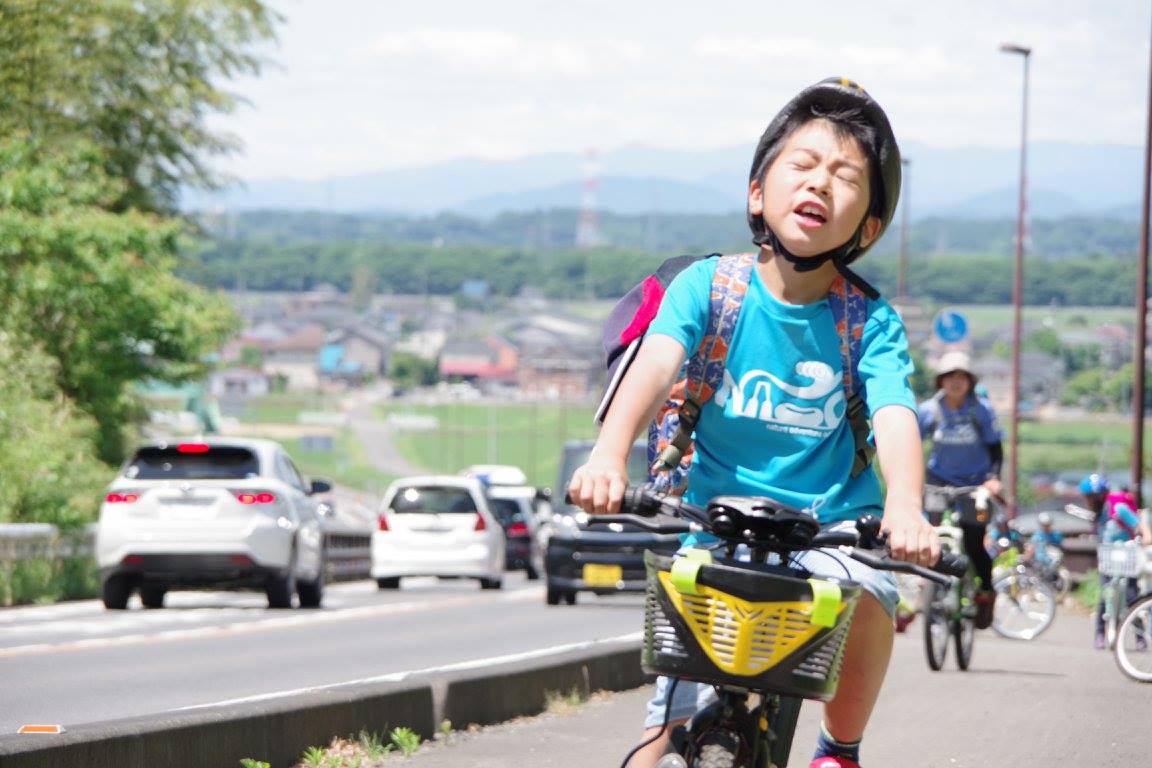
xmin=390 ymin=487 xmax=478 ymax=514
xmin=125 ymin=447 xmax=260 ymax=480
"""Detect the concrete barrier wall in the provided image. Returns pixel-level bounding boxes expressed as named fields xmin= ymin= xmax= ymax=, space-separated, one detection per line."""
xmin=0 ymin=640 xmax=647 ymax=768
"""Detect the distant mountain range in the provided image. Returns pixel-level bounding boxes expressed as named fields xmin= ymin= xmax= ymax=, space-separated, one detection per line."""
xmin=184 ymin=141 xmax=1145 ymax=220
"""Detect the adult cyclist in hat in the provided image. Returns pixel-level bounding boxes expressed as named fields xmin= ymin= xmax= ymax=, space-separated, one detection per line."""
xmin=570 ymin=77 xmax=935 ymax=768
xmin=917 ymin=350 xmax=1004 ymax=629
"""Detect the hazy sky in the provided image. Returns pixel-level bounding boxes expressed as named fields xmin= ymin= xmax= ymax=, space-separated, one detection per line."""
xmin=214 ymin=0 xmax=1152 ymax=181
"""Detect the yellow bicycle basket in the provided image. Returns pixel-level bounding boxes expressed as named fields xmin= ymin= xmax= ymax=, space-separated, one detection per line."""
xmin=642 ymin=550 xmax=862 ymax=701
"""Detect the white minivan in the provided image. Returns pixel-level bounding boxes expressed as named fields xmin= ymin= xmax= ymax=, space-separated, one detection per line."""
xmin=372 ymin=476 xmax=505 ymax=590
xmin=95 ymin=438 xmax=331 ymax=609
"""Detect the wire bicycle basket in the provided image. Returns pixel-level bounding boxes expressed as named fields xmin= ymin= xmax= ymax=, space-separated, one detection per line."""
xmin=1096 ymin=543 xmax=1147 ymax=579
xmin=642 ymin=550 xmax=862 ymax=701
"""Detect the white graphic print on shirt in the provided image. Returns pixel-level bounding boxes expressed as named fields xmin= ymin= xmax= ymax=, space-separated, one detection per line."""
xmin=715 ymin=361 xmax=845 ymax=438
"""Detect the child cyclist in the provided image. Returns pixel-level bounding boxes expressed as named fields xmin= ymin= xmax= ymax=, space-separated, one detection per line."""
xmin=569 ymin=78 xmax=939 ymax=768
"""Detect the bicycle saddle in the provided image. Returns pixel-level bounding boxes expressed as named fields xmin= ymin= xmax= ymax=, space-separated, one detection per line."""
xmin=705 ymin=495 xmax=820 ymax=547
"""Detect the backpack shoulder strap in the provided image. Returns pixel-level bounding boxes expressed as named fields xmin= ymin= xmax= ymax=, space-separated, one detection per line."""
xmin=684 ymin=253 xmax=755 ymax=404
xmin=828 ymin=275 xmax=873 ymax=478
xmin=653 ymin=253 xmax=754 ymax=471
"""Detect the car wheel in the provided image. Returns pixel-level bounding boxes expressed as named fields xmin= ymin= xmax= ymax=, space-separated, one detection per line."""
xmin=297 ymin=568 xmax=324 ymax=609
xmin=480 ymin=577 xmax=503 ymax=590
xmin=376 ymin=577 xmax=400 ymax=590
xmin=266 ymin=569 xmax=296 ymax=609
xmin=564 ymin=591 xmax=577 ymax=605
xmin=140 ymin=584 xmax=166 ymax=609
xmin=546 ymin=586 xmax=562 ymax=606
xmin=101 ymin=574 xmax=132 ymax=610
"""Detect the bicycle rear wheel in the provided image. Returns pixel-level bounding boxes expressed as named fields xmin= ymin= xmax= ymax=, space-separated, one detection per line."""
xmin=1115 ymin=594 xmax=1152 ymax=682
xmin=992 ymin=572 xmax=1056 ymax=641
xmin=923 ymin=581 xmax=950 ymax=671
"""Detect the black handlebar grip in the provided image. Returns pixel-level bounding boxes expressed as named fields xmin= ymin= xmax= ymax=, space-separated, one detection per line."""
xmin=934 ymin=551 xmax=969 ymax=579
xmin=624 ymin=485 xmax=661 ymax=516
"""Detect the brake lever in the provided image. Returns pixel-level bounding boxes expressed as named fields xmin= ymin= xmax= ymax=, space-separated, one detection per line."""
xmin=584 ymin=513 xmax=690 ymax=534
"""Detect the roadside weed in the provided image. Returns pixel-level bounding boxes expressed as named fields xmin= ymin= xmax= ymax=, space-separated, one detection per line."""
xmin=240 ymin=760 xmax=270 ymax=768
xmin=390 ymin=726 xmax=421 ymax=756
xmin=357 ymin=728 xmax=393 ymax=759
xmin=301 ymin=745 xmax=327 ymax=767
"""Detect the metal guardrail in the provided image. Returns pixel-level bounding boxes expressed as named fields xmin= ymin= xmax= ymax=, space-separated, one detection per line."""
xmin=0 ymin=520 xmax=371 ymax=586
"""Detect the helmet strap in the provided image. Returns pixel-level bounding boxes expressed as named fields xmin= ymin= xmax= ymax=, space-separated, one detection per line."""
xmin=752 ymin=221 xmax=881 ymax=300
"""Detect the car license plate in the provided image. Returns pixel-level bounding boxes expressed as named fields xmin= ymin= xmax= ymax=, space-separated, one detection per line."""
xmin=583 ymin=563 xmax=623 ymax=587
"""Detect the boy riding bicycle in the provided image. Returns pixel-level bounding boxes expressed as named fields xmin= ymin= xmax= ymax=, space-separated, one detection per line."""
xmin=569 ymin=78 xmax=939 ymax=768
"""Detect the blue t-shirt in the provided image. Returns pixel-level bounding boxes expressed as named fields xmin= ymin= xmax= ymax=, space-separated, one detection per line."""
xmin=917 ymin=395 xmax=1002 ymax=486
xmin=1029 ymin=530 xmax=1064 ymax=564
xmin=646 ymin=257 xmax=916 ymax=526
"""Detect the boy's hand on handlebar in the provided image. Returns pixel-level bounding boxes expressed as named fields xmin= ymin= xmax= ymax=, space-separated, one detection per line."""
xmin=567 ymin=456 xmax=628 ymax=515
xmin=882 ymin=504 xmax=940 ymax=568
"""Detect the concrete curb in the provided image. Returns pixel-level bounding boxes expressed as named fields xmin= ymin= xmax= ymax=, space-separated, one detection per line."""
xmin=0 ymin=639 xmax=648 ymax=768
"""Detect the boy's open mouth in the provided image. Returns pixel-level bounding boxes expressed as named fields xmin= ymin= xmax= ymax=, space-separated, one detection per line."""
xmin=793 ymin=201 xmax=827 ymax=228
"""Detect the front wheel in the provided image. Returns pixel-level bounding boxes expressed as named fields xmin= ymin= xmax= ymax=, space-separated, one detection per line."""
xmin=689 ymin=730 xmax=743 ymax=768
xmin=992 ymin=572 xmax=1056 ymax=641
xmin=953 ymin=578 xmax=976 ymax=670
xmin=139 ymin=584 xmax=166 ymax=609
xmin=1114 ymin=593 xmax=1152 ymax=682
xmin=923 ymin=582 xmax=950 ymax=671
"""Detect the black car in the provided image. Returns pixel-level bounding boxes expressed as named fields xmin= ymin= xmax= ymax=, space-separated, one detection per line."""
xmin=543 ymin=440 xmax=682 ymax=606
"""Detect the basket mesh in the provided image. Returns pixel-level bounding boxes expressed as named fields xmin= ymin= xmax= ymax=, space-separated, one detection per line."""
xmin=642 ymin=564 xmax=854 ymax=694
xmin=1097 ymin=544 xmax=1146 ymax=578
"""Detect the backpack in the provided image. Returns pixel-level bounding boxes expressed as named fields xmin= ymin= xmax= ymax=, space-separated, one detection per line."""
xmin=923 ymin=391 xmax=986 ymax=443
xmin=1104 ymin=491 xmax=1139 ymax=538
xmin=594 ymin=252 xmax=874 ymax=493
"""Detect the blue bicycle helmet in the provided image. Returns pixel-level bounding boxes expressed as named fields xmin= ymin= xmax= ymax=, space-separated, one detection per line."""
xmin=1079 ymin=473 xmax=1109 ymax=495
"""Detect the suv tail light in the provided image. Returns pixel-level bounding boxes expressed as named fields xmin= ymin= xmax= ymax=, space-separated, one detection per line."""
xmin=474 ymin=513 xmax=487 ymax=532
xmin=378 ymin=513 xmax=390 ymax=532
xmin=233 ymin=491 xmax=277 ymax=505
xmin=105 ymin=492 xmax=140 ymax=504
xmin=507 ymin=521 xmax=529 ymax=537
xmin=177 ymin=443 xmax=211 ymax=454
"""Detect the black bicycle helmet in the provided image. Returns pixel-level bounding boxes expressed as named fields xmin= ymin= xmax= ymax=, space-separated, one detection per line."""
xmin=747 ymin=77 xmax=901 ymax=299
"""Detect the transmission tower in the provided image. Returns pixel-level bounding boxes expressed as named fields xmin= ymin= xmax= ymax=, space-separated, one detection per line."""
xmin=575 ymin=148 xmax=603 ymax=248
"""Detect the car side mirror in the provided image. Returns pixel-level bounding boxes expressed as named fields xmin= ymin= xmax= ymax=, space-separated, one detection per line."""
xmin=309 ymin=478 xmax=333 ymax=495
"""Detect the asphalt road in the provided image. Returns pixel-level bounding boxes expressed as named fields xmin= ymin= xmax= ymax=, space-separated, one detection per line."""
xmin=0 ymin=575 xmax=640 ymax=734
xmin=403 ymin=608 xmax=1152 ymax=768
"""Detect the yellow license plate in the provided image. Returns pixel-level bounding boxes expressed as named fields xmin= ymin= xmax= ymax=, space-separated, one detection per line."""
xmin=583 ymin=563 xmax=623 ymax=587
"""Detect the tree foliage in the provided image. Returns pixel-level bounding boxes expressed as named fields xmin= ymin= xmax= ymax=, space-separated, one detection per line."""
xmin=0 ymin=0 xmax=278 ymax=212
xmin=0 ymin=141 xmax=239 ymax=463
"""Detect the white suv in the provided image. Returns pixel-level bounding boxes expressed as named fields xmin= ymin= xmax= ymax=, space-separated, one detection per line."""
xmin=95 ymin=438 xmax=331 ymax=609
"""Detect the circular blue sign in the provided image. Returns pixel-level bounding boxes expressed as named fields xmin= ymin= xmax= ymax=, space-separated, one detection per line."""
xmin=933 ymin=310 xmax=969 ymax=343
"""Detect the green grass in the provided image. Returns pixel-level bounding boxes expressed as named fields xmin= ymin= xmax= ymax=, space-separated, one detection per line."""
xmin=280 ymin=432 xmax=393 ymax=494
xmin=945 ymin=304 xmax=1135 ymax=336
xmin=1014 ymin=420 xmax=1145 ymax=476
xmin=237 ymin=393 xmax=341 ymax=424
xmin=378 ymin=402 xmax=599 ymax=487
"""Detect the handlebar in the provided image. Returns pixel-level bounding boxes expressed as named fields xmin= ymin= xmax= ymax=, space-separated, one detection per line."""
xmin=576 ymin=485 xmax=967 ymax=586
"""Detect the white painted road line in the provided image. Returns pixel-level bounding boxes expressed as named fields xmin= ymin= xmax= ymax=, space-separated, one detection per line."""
xmin=172 ymin=631 xmax=645 ymax=711
xmin=0 ymin=586 xmax=542 ymax=658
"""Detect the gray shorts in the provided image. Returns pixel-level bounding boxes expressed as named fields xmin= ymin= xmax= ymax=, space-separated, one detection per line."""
xmin=643 ymin=533 xmax=898 ymax=728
